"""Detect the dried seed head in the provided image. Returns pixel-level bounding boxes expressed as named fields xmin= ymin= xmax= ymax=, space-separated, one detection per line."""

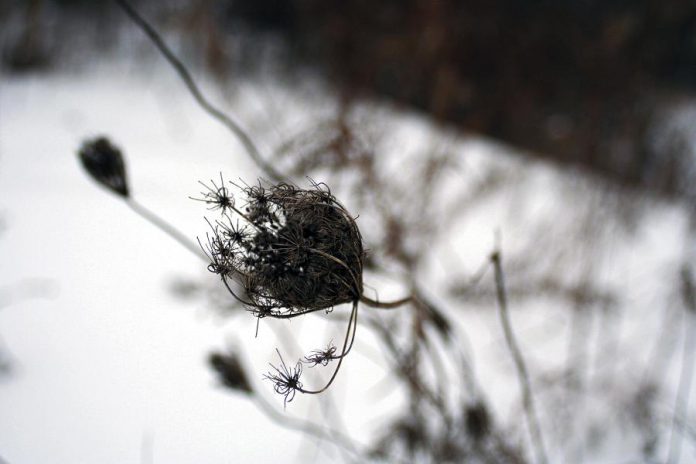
xmin=209 ymin=351 xmax=253 ymax=394
xmin=303 ymin=342 xmax=338 ymax=367
xmin=263 ymin=349 xmax=303 ymax=407
xmin=190 ymin=174 xmax=235 ymax=214
xmin=78 ymin=136 xmax=129 ymax=197
xmin=199 ymin=180 xmax=364 ymax=318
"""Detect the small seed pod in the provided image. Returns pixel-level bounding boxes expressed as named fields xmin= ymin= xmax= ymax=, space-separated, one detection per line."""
xmin=78 ymin=136 xmax=129 ymax=197
xmin=209 ymin=351 xmax=253 ymax=394
xmin=201 ymin=181 xmax=364 ymax=318
xmin=465 ymin=402 xmax=490 ymax=441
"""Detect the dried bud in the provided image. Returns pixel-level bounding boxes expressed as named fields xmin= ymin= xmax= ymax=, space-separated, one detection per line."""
xmin=465 ymin=402 xmax=490 ymax=441
xmin=78 ymin=136 xmax=129 ymax=197
xmin=209 ymin=351 xmax=253 ymax=394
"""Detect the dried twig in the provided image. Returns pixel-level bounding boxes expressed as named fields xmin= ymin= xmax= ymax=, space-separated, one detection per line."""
xmin=491 ymin=245 xmax=548 ymax=464
xmin=114 ymin=0 xmax=285 ymax=183
xmin=667 ymin=265 xmax=696 ymax=464
xmin=127 ymin=198 xmax=206 ymax=260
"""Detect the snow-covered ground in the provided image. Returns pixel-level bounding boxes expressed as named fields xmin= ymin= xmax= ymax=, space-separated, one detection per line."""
xmin=1 ymin=51 xmax=695 ymax=464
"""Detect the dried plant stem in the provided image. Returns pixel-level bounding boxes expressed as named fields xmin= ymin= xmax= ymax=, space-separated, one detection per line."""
xmin=420 ymin=331 xmax=455 ymax=428
xmin=255 ymin=392 xmax=409 ymax=464
xmin=114 ymin=0 xmax=284 ymax=183
xmin=667 ymin=266 xmax=696 ymax=464
xmin=365 ymin=313 xmax=448 ymax=419
xmin=298 ymin=301 xmax=359 ymax=395
xmin=668 ymin=314 xmax=696 ymax=464
xmin=252 ymin=392 xmax=363 ymax=459
xmin=491 ymin=250 xmax=548 ymax=464
xmin=360 ymin=294 xmax=412 ymax=309
xmin=127 ymin=198 xmax=206 ymax=260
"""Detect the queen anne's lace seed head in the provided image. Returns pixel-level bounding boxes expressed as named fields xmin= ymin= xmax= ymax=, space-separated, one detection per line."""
xmin=198 ymin=179 xmax=364 ymax=319
xmin=195 ymin=178 xmax=367 ymax=405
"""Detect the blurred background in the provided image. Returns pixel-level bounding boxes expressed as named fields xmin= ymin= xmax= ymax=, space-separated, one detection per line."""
xmin=2 ymin=0 xmax=696 ymax=463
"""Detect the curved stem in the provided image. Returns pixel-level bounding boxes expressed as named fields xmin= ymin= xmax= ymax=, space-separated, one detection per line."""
xmin=668 ymin=265 xmax=696 ymax=464
xmin=359 ymin=294 xmax=412 ymax=309
xmin=114 ymin=0 xmax=285 ymax=183
xmin=239 ymin=329 xmax=371 ymax=460
xmin=298 ymin=301 xmax=359 ymax=395
xmin=220 ymin=274 xmax=254 ymax=306
xmin=307 ymin=248 xmax=361 ymax=297
xmin=251 ymin=393 xmax=363 ymax=459
xmin=491 ymin=250 xmax=548 ymax=464
xmin=363 ymin=312 xmax=447 ymax=417
xmin=127 ymin=198 xmax=207 ymax=260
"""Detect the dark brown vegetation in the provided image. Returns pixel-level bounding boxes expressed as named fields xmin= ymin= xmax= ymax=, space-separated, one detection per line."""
xmin=232 ymin=0 xmax=696 ymax=199
xmin=6 ymin=0 xmax=696 ymax=201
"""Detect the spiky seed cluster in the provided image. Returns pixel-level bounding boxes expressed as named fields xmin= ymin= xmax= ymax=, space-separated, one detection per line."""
xmin=263 ymin=350 xmax=303 ymax=407
xmin=303 ymin=343 xmax=338 ymax=367
xmin=78 ymin=137 xmax=129 ymax=197
xmin=191 ymin=175 xmax=235 ymax=214
xmin=200 ymin=180 xmax=364 ymax=318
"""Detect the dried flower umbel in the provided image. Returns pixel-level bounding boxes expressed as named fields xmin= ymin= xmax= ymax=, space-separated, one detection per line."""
xmin=197 ymin=179 xmax=364 ymax=318
xmin=195 ymin=177 xmax=399 ymax=404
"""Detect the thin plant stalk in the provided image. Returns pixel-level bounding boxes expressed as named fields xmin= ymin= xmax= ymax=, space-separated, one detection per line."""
xmin=364 ymin=312 xmax=449 ymax=420
xmin=127 ymin=198 xmax=206 ymax=260
xmin=491 ymin=249 xmax=548 ymax=464
xmin=667 ymin=265 xmax=696 ymax=464
xmin=251 ymin=388 xmax=363 ymax=459
xmin=254 ymin=392 xmax=410 ymax=464
xmin=114 ymin=0 xmax=285 ymax=183
xmin=360 ymin=294 xmax=412 ymax=309
xmin=297 ymin=301 xmax=359 ymax=395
